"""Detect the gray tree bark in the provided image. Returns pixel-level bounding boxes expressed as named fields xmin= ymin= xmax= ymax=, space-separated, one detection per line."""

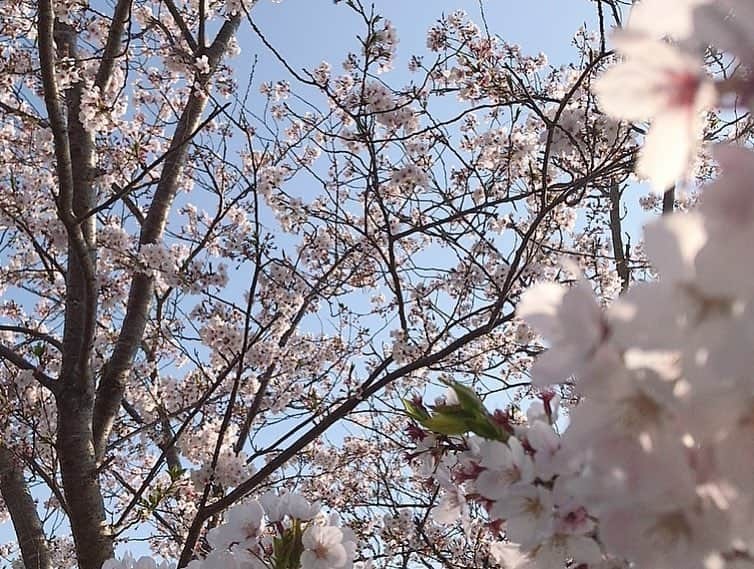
xmin=0 ymin=444 xmax=52 ymax=569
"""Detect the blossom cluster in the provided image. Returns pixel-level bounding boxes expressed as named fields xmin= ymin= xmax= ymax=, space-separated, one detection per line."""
xmin=103 ymin=553 xmax=174 ymax=569
xmin=364 ymin=18 xmax=398 ymax=74
xmin=407 ymin=386 xmax=606 ymax=569
xmin=515 ymin=145 xmax=754 ymax=569
xmin=589 ymin=0 xmax=754 ymax=192
xmin=361 ymin=82 xmax=418 ymax=132
xmin=105 ymin=492 xmax=358 ymax=569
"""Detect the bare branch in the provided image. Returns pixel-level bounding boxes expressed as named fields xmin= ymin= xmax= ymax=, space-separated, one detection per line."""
xmin=0 ymin=325 xmax=63 ymax=351
xmin=0 ymin=343 xmax=56 ymax=391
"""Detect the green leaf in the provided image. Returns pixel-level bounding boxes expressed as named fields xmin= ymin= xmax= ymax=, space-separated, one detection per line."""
xmin=402 ymin=398 xmax=429 ymax=422
xmin=444 ymin=380 xmax=485 ymax=415
xmin=469 ymin=416 xmax=507 ymax=441
xmin=168 ymin=466 xmax=185 ymax=482
xmin=273 ymin=519 xmax=304 ymax=569
xmin=402 ymin=382 xmax=510 ymax=442
xmin=421 ymin=410 xmax=473 ymax=436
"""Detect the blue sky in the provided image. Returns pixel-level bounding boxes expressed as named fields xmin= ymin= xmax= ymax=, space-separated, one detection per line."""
xmin=247 ymin=0 xmax=599 ymax=71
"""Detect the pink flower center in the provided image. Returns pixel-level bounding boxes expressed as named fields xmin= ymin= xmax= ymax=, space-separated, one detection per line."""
xmin=666 ymin=71 xmax=700 ymax=108
xmin=562 ymin=506 xmax=588 ymax=530
xmin=314 ymin=543 xmax=330 ymax=559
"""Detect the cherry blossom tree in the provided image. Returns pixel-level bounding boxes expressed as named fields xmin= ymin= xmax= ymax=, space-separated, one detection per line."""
xmin=1 ymin=0 xmax=751 ymax=568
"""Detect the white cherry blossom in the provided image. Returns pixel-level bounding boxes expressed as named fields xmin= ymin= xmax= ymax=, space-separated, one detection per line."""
xmin=207 ymin=501 xmax=265 ymax=551
xmin=517 ymin=280 xmax=610 ymax=386
xmin=475 ymin=437 xmax=535 ymax=500
xmin=300 ymin=526 xmax=351 ymax=569
xmin=594 ymin=31 xmax=716 ymax=192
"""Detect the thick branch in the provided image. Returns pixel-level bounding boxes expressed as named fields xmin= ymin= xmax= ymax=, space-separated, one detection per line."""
xmin=662 ymin=184 xmax=675 ymax=215
xmin=608 ymin=182 xmax=630 ymax=293
xmin=42 ymin=12 xmax=111 ymax=569
xmin=0 ymin=444 xmax=52 ymax=569
xmin=162 ymin=0 xmax=199 ymax=52
xmin=37 ymin=0 xmax=94 ymax=283
xmin=94 ymin=0 xmax=133 ymax=91
xmin=92 ymin=15 xmax=241 ymax=461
